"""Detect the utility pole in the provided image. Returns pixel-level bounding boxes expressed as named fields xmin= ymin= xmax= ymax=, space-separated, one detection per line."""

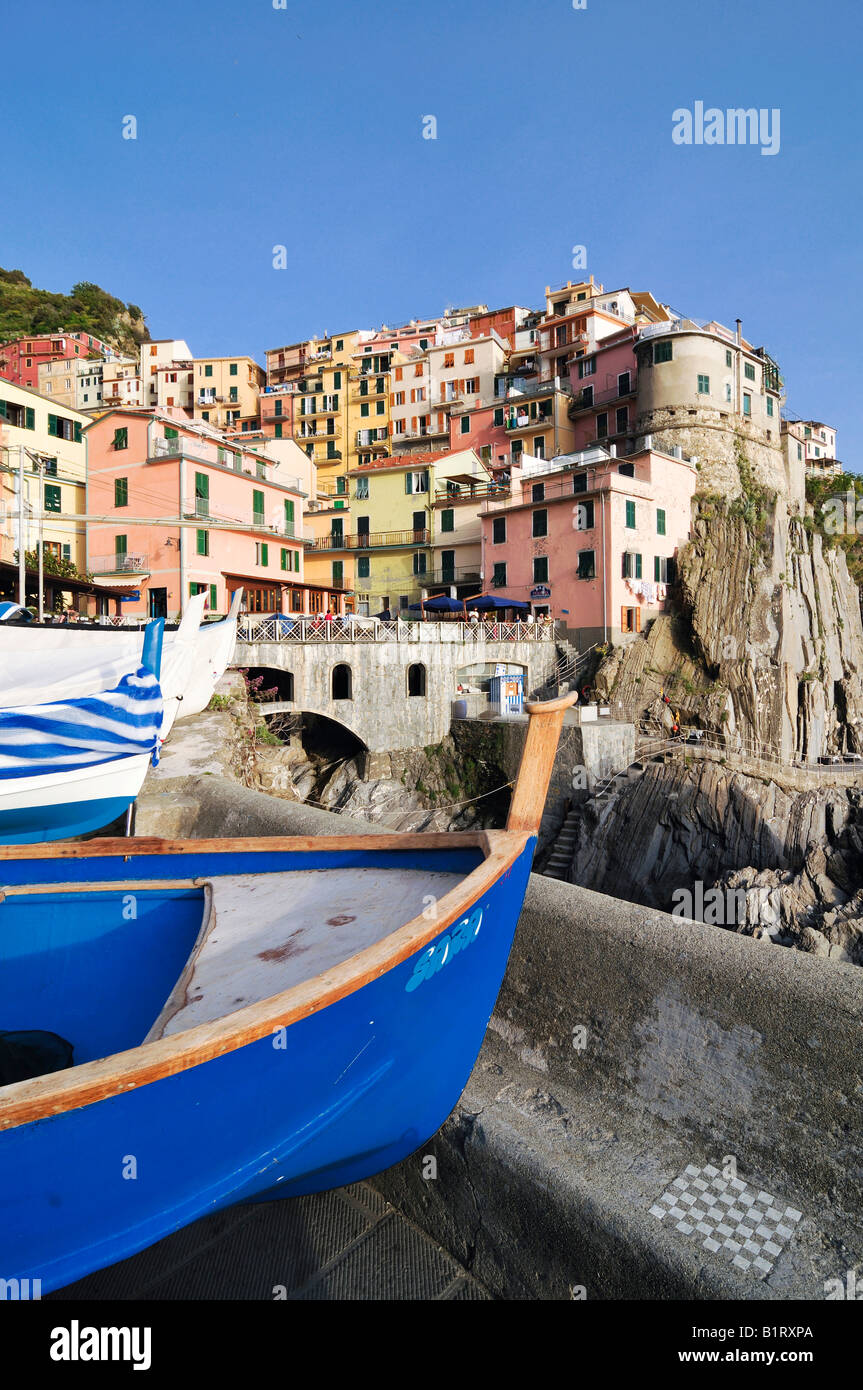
xmin=17 ymin=445 xmax=25 ymax=607
xmin=36 ymin=456 xmax=44 ymax=622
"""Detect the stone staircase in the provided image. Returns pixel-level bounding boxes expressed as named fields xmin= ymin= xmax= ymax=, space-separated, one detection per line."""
xmin=534 ymin=639 xmax=597 ymax=702
xmin=541 ymin=762 xmax=648 ymax=881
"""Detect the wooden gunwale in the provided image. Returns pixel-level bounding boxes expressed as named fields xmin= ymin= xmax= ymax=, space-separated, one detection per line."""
xmin=0 ymin=829 xmax=529 ymax=1130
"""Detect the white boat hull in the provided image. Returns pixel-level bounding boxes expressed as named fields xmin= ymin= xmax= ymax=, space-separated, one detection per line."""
xmin=0 ymin=754 xmax=151 ymax=844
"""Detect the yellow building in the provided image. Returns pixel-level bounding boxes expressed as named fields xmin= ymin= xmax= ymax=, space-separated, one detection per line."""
xmin=304 ymin=477 xmax=356 ymax=614
xmin=0 ymin=381 xmax=90 ymax=607
xmin=348 ymin=340 xmax=396 ymax=474
xmin=338 ymin=449 xmax=484 ymax=615
xmin=193 ymin=356 xmax=265 ymax=432
xmin=269 ymin=331 xmax=398 ymax=495
xmin=291 ymin=332 xmax=361 ymax=492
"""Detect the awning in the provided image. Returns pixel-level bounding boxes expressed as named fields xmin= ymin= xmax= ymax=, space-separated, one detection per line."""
xmin=90 ymin=574 xmax=150 ymax=589
xmin=0 ymin=561 xmax=101 ymax=597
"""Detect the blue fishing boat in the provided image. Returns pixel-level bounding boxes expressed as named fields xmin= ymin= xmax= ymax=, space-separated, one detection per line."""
xmin=0 ymin=692 xmax=575 ymax=1293
xmin=0 ymin=621 xmax=164 ymax=844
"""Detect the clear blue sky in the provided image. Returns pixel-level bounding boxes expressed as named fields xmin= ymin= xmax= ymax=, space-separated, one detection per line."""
xmin=3 ymin=0 xmax=861 ymax=462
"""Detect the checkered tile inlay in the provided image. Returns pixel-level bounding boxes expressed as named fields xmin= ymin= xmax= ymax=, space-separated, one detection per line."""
xmin=650 ymin=1163 xmax=803 ymax=1277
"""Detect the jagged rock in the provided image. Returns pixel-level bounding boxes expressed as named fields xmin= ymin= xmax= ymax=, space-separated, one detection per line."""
xmin=567 ymin=756 xmax=863 ymax=966
xmin=594 ymin=500 xmax=863 ymax=763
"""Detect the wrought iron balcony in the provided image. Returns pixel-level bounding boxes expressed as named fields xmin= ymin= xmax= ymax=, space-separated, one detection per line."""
xmin=311 ymin=528 xmax=430 ymax=551
xmin=90 ymin=552 xmax=149 ymax=575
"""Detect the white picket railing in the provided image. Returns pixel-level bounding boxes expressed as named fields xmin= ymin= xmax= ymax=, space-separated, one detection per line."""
xmin=237 ymin=616 xmax=558 ymax=645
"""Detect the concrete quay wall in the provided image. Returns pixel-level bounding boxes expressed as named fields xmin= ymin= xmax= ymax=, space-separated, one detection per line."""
xmin=137 ymin=762 xmax=863 ymax=1300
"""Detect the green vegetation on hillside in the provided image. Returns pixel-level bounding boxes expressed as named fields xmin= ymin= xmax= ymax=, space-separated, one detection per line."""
xmin=0 ymin=268 xmax=149 ymax=357
xmin=806 ymin=473 xmax=863 ymax=585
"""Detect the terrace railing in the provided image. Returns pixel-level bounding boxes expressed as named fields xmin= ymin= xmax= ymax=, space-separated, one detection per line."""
xmin=237 ymin=616 xmax=558 ymax=644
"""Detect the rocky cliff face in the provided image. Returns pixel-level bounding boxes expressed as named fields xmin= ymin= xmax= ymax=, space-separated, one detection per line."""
xmin=248 ymin=729 xmax=510 ymax=833
xmin=569 ymin=758 xmax=863 ymax=965
xmin=575 ymin=476 xmax=863 ymax=966
xmin=596 ymin=496 xmax=863 ymax=762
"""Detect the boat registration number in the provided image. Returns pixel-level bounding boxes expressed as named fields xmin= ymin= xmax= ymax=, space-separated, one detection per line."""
xmin=405 ymin=906 xmax=483 ymax=992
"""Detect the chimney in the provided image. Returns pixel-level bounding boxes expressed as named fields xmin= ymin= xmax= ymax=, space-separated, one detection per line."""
xmin=736 ymin=319 xmax=742 ymax=344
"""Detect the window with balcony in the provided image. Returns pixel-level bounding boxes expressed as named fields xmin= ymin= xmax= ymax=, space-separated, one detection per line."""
xmin=413 ymin=552 xmax=427 ymax=575
xmin=616 ymin=406 xmax=629 ymax=434
xmin=596 ymin=413 xmax=608 ymax=439
xmin=618 ymin=371 xmax=631 ymax=396
xmin=577 ymin=550 xmax=596 ymax=580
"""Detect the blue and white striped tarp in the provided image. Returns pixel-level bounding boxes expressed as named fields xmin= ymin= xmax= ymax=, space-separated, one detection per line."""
xmin=0 ymin=602 xmax=31 ymax=622
xmin=0 ymin=668 xmax=163 ymax=779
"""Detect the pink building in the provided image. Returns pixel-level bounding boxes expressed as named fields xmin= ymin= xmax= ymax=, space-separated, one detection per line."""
xmin=0 ymin=331 xmax=112 ymax=390
xmin=86 ymin=411 xmax=315 ymax=620
xmin=448 ymin=401 xmax=512 ymax=473
xmin=258 ymin=384 xmax=296 ymax=442
xmin=567 ymin=328 xmax=639 ymax=452
xmin=480 ymin=446 xmax=697 ymax=645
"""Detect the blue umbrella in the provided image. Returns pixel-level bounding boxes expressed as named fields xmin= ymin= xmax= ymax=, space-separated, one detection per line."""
xmin=408 ymin=595 xmax=464 ymax=613
xmin=465 ymin=594 xmax=530 ymax=612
